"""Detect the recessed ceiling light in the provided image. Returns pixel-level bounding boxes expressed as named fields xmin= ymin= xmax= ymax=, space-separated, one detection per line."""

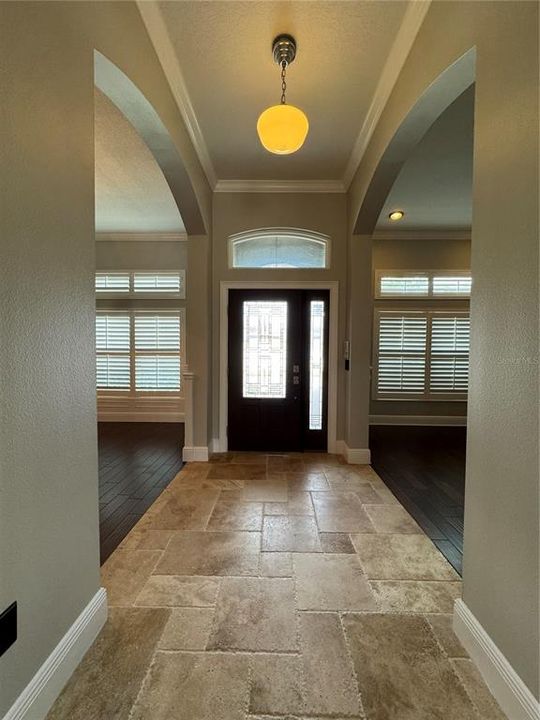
xmin=389 ymin=210 xmax=405 ymax=221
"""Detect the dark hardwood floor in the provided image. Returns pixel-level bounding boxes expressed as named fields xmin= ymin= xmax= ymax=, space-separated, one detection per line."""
xmin=98 ymin=422 xmax=184 ymax=564
xmin=369 ymin=425 xmax=466 ymax=575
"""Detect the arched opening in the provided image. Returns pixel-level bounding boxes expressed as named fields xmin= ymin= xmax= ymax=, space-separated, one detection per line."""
xmin=93 ymin=52 xmax=208 ymax=562
xmin=94 ymin=51 xmax=207 ymax=236
xmin=353 ymin=51 xmax=476 ymax=577
xmin=352 ymin=48 xmax=476 ymax=235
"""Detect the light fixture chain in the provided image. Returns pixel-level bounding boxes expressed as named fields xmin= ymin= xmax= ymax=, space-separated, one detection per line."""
xmin=280 ymin=61 xmax=287 ymax=104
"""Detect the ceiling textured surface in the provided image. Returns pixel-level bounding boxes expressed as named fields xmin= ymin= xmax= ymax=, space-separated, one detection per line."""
xmin=157 ymin=0 xmax=408 ymax=181
xmin=94 ymin=88 xmax=185 ymax=233
xmin=377 ymin=86 xmax=474 ymax=231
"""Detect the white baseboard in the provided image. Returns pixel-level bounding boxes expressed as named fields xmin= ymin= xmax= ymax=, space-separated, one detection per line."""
xmin=369 ymin=414 xmax=467 ymax=426
xmin=182 ymin=446 xmax=209 ymax=462
xmin=342 ymin=443 xmax=371 ymax=464
xmin=453 ymin=600 xmax=539 ymax=720
xmin=333 ymin=439 xmax=346 ymax=457
xmin=4 ymin=588 xmax=107 ymax=720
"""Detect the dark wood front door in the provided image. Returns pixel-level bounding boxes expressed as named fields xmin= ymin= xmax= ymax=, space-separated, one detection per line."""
xmin=227 ymin=289 xmax=329 ymax=452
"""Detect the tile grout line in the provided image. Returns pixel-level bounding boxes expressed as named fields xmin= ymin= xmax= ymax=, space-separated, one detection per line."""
xmin=338 ymin=611 xmax=368 ymax=720
xmin=157 ymin=648 xmax=303 ymax=656
xmin=127 ymin=643 xmax=160 ymax=720
xmin=448 ymin=658 xmax=490 ymax=720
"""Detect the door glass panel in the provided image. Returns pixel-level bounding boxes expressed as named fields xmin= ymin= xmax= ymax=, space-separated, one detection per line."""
xmin=309 ymin=300 xmax=325 ymax=429
xmin=243 ymin=301 xmax=287 ymax=398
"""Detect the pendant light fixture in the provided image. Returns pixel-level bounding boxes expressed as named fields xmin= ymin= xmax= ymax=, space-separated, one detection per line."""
xmin=257 ymin=34 xmax=309 ymax=155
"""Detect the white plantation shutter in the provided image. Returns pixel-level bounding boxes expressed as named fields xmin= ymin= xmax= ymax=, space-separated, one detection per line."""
xmin=95 ymin=271 xmax=185 ymax=297
xmin=376 ymin=313 xmax=427 ymax=397
xmin=429 ymin=315 xmax=469 ymax=394
xmin=376 ymin=271 xmax=471 ymax=298
xmin=134 ymin=313 xmax=181 ymax=391
xmin=379 ymin=275 xmax=430 ymax=297
xmin=432 ymin=275 xmax=472 ymax=296
xmin=96 ymin=311 xmax=184 ymax=394
xmin=135 ymin=315 xmax=180 ymax=350
xmin=374 ymin=311 xmax=470 ymax=400
xmin=95 ymin=273 xmax=130 ymax=293
xmin=135 ymin=356 xmax=181 ymax=390
xmin=133 ymin=272 xmax=184 ymax=296
xmin=96 ymin=315 xmax=130 ymax=351
xmin=96 ymin=356 xmax=131 ymax=389
xmin=96 ymin=314 xmax=131 ymax=389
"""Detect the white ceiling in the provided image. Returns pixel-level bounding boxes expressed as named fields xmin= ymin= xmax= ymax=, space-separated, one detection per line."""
xmin=157 ymin=0 xmax=408 ymax=181
xmin=377 ymin=86 xmax=474 ymax=231
xmin=94 ymin=88 xmax=185 ymax=233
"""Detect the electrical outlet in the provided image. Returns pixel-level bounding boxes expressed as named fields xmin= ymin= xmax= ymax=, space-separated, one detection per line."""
xmin=0 ymin=602 xmax=17 ymax=657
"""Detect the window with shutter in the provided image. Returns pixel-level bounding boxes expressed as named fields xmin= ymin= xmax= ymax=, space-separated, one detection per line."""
xmin=432 ymin=275 xmax=472 ymax=296
xmin=379 ymin=275 xmax=430 ymax=297
xmin=96 ymin=311 xmax=184 ymax=395
xmin=96 ymin=314 xmax=131 ymax=389
xmin=133 ymin=272 xmax=185 ymax=296
xmin=376 ymin=313 xmax=427 ymax=398
xmin=375 ymin=270 xmax=471 ymax=299
xmin=95 ymin=273 xmax=130 ymax=293
xmin=373 ymin=310 xmax=469 ymax=400
xmin=429 ymin=315 xmax=469 ymax=394
xmin=134 ymin=314 xmax=181 ymax=391
xmin=95 ymin=271 xmax=185 ymax=297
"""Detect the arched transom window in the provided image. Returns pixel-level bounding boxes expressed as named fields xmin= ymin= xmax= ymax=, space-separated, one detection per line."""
xmin=229 ymin=228 xmax=330 ymax=269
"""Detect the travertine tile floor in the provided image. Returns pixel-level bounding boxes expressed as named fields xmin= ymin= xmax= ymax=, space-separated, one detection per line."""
xmin=47 ymin=453 xmax=507 ymax=720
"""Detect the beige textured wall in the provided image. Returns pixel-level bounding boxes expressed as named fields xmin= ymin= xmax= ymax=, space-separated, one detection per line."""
xmin=373 ymin=236 xmax=471 ymax=270
xmin=0 ymin=2 xmax=211 ymax=714
xmin=211 ymin=193 xmax=348 ymax=446
xmin=371 ymin=237 xmax=470 ymax=418
xmin=95 ymin=239 xmax=188 ymax=271
xmin=348 ymin=1 xmax=539 ymax=697
xmin=463 ymin=2 xmax=538 ymax=698
xmin=0 ymin=5 xmax=99 ymax=715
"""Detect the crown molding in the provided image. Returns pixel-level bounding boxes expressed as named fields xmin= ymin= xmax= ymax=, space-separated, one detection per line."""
xmin=343 ymin=0 xmax=432 ymax=188
xmin=136 ymin=2 xmax=217 ymax=189
xmin=138 ymin=1 xmax=430 ymax=195
xmin=96 ymin=232 xmax=188 ymax=243
xmin=372 ymin=229 xmax=471 ymax=241
xmin=215 ymin=179 xmax=346 ymax=194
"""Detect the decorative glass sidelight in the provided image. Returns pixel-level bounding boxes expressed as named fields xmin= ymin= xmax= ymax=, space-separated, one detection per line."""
xmin=243 ymin=301 xmax=288 ymax=398
xmin=309 ymin=300 xmax=325 ymax=429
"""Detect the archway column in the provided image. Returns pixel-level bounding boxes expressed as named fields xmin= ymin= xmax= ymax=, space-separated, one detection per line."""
xmin=343 ymin=234 xmax=372 ymax=464
xmin=185 ymin=234 xmax=212 ymax=459
xmin=346 ymin=2 xmax=539 ymax=709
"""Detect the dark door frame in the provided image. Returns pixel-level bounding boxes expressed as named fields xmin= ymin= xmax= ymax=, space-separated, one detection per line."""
xmin=218 ymin=280 xmax=339 ymax=453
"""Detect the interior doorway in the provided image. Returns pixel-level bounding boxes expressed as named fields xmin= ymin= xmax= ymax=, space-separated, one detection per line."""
xmin=227 ymin=289 xmax=329 ymax=452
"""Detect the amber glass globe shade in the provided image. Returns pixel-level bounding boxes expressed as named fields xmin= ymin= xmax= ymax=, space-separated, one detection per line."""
xmin=257 ymin=104 xmax=309 ymax=155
